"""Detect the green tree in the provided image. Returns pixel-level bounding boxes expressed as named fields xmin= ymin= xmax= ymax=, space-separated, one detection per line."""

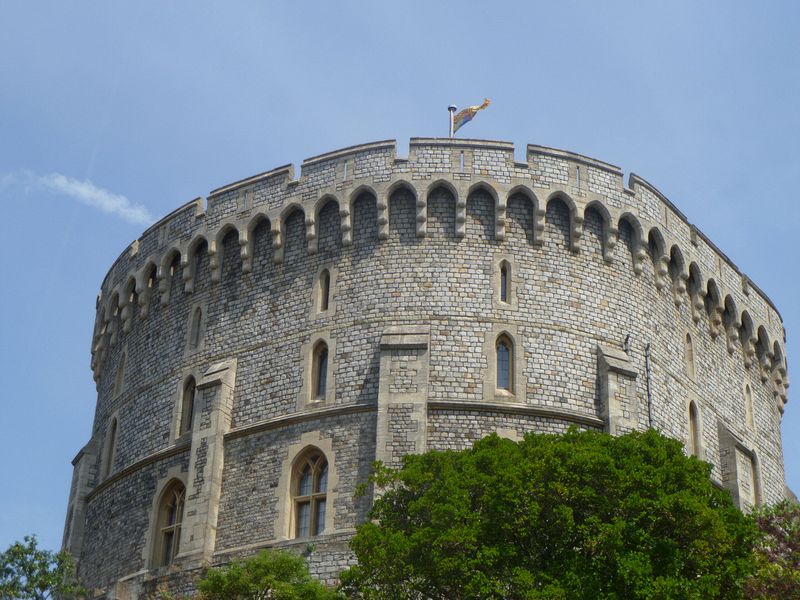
xmin=0 ymin=535 xmax=84 ymax=600
xmin=339 ymin=429 xmax=757 ymax=600
xmin=745 ymin=499 xmax=800 ymax=599
xmin=198 ymin=549 xmax=343 ymax=600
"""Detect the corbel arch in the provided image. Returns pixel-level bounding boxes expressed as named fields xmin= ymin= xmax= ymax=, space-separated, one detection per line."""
xmin=182 ymin=234 xmax=209 ymax=294
xmin=212 ymin=222 xmax=239 ymax=283
xmin=617 ymin=212 xmax=646 ymax=273
xmin=722 ymin=295 xmax=741 ymax=354
xmin=278 ymin=204 xmax=306 ymax=264
xmin=120 ymin=276 xmax=138 ymax=333
xmin=647 ymin=228 xmax=668 ymax=290
xmin=705 ymin=279 xmax=723 ymax=337
xmin=385 ymin=179 xmax=418 ymax=242
xmin=739 ymin=310 xmax=757 ymax=368
xmin=506 ymin=185 xmax=541 ymax=246
xmin=546 ymin=190 xmax=582 ymax=252
xmin=313 ymin=194 xmax=341 ymax=254
xmin=347 ymin=186 xmax=378 ymax=245
xmin=687 ymin=263 xmax=706 ymax=323
xmin=426 ymin=180 xmax=458 ymax=239
xmin=668 ymin=245 xmax=688 ymax=306
xmin=756 ymin=326 xmax=772 ymax=382
xmin=583 ymin=200 xmax=616 ymax=262
xmin=243 ymin=212 xmax=271 ymax=272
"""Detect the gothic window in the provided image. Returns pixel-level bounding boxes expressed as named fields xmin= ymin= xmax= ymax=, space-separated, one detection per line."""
xmin=312 ymin=342 xmax=328 ymax=400
xmin=319 ymin=269 xmax=331 ymax=312
xmin=496 ymin=335 xmax=513 ymax=392
xmin=685 ymin=333 xmax=696 ymax=380
xmin=179 ymin=377 xmax=196 ymax=436
xmin=293 ymin=451 xmax=328 ymax=538
xmin=154 ymin=481 xmax=185 ymax=567
xmin=103 ymin=418 xmax=118 ymax=479
xmin=688 ymin=401 xmax=701 ymax=457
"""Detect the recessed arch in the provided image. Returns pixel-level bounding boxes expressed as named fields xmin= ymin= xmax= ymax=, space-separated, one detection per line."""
xmin=688 ymin=400 xmax=702 ymax=457
xmin=426 ymin=178 xmax=459 ymax=203
xmin=617 ymin=212 xmax=644 ymax=246
xmin=467 ymin=180 xmax=499 ymax=205
xmin=179 ymin=376 xmax=196 ymax=436
xmin=291 ymin=447 xmax=329 ymax=539
xmin=506 ymin=185 xmax=539 ymax=213
xmin=582 ymin=203 xmax=607 ymax=256
xmin=495 ymin=333 xmax=514 ymax=393
xmin=386 ymin=179 xmax=418 ymax=201
xmin=545 ymin=195 xmax=572 ymax=248
xmin=314 ymin=194 xmax=340 ymax=223
xmin=151 ymin=479 xmax=186 ymax=567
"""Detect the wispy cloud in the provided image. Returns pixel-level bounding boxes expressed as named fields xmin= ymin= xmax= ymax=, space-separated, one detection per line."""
xmin=1 ymin=171 xmax=153 ymax=226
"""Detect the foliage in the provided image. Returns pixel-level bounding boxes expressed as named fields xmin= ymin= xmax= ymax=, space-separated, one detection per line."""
xmin=0 ymin=535 xmax=84 ymax=600
xmin=198 ymin=549 xmax=342 ymax=600
xmin=339 ymin=429 xmax=757 ymax=600
xmin=745 ymin=499 xmax=800 ymax=599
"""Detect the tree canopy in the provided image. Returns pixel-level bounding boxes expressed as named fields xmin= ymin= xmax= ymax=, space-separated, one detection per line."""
xmin=339 ymin=429 xmax=758 ymax=600
xmin=745 ymin=499 xmax=800 ymax=599
xmin=198 ymin=549 xmax=342 ymax=600
xmin=0 ymin=535 xmax=83 ymax=600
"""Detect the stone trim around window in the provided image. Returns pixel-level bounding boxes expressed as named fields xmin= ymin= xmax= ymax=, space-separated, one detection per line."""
xmin=274 ymin=431 xmax=339 ymax=541
xmin=482 ymin=323 xmax=525 ymax=404
xmin=141 ymin=465 xmax=188 ymax=570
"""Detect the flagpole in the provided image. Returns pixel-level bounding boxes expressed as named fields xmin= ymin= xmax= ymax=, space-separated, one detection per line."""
xmin=448 ymin=105 xmax=457 ymax=138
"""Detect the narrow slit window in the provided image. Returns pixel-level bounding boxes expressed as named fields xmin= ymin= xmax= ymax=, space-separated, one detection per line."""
xmin=319 ymin=270 xmax=331 ymax=312
xmin=343 ymin=160 xmax=348 ymax=180
xmin=190 ymin=307 xmax=202 ymax=349
xmin=460 ymin=151 xmax=465 ymax=172
xmin=576 ymin=165 xmax=581 ymax=187
xmin=745 ymin=384 xmax=754 ymax=430
xmin=180 ymin=377 xmax=196 ymax=436
xmin=500 ymin=262 xmax=510 ymax=304
xmin=688 ymin=401 xmax=701 ymax=457
xmin=115 ymin=353 xmax=126 ymax=396
xmin=685 ymin=333 xmax=696 ymax=380
xmin=496 ymin=336 xmax=512 ymax=392
xmin=103 ymin=419 xmax=117 ymax=479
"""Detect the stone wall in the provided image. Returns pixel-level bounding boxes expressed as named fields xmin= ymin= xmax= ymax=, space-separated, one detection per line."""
xmin=65 ymin=138 xmax=790 ymax=597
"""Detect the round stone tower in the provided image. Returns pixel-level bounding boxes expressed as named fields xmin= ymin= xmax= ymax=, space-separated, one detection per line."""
xmin=63 ymin=139 xmax=790 ymax=598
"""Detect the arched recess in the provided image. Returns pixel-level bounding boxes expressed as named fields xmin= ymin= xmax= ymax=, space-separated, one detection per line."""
xmin=245 ymin=213 xmax=271 ymax=273
xmin=506 ymin=187 xmax=537 ymax=246
xmin=387 ymin=181 xmax=418 ymax=244
xmin=756 ymin=326 xmax=772 ymax=382
xmin=291 ymin=447 xmax=329 ymax=538
xmin=586 ymin=201 xmax=615 ymax=262
xmin=668 ymin=245 xmax=687 ymax=306
xmin=545 ymin=196 xmax=573 ymax=250
xmin=466 ymin=182 xmax=499 ymax=241
xmin=426 ymin=182 xmax=457 ymax=238
xmin=722 ymin=295 xmax=740 ymax=354
xmin=772 ymin=341 xmax=786 ymax=389
xmin=121 ymin=276 xmax=138 ymax=333
xmin=685 ymin=332 xmax=696 ymax=380
xmin=687 ymin=263 xmax=705 ymax=323
xmin=315 ymin=196 xmax=342 ymax=255
xmin=150 ymin=479 xmax=186 ymax=568
xmin=705 ymin=279 xmax=723 ymax=337
xmin=739 ymin=311 xmax=757 ymax=368
xmin=647 ymin=228 xmax=668 ymax=289
xmin=183 ymin=235 xmax=209 ymax=294
xmin=281 ymin=205 xmax=307 ymax=264
xmin=212 ymin=223 xmax=239 ymax=283
xmin=582 ymin=203 xmax=607 ymax=260
xmin=687 ymin=400 xmax=703 ymax=458
xmin=350 ymin=188 xmax=378 ymax=247
xmin=617 ymin=213 xmax=645 ymax=274
xmin=137 ymin=261 xmax=158 ymax=318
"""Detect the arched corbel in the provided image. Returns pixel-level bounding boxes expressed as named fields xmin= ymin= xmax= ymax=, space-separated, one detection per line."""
xmin=208 ymin=239 xmax=221 ymax=284
xmin=376 ymin=195 xmax=389 ymax=241
xmin=673 ymin=272 xmax=688 ymax=308
xmin=306 ymin=214 xmax=317 ymax=254
xmin=604 ymin=226 xmax=618 ymax=264
xmin=726 ymin=319 xmax=740 ymax=354
xmin=271 ymin=218 xmax=284 ymax=264
xmin=570 ymin=214 xmax=584 ymax=253
xmin=239 ymin=229 xmax=252 ymax=273
xmin=416 ymin=196 xmax=427 ymax=238
xmin=455 ymin=197 xmax=467 ymax=238
xmin=181 ymin=253 xmax=194 ymax=294
xmin=340 ymin=205 xmax=352 ymax=246
xmin=654 ymin=256 xmax=669 ymax=290
xmin=690 ymin=287 xmax=706 ymax=324
xmin=495 ymin=199 xmax=507 ymax=241
xmin=533 ymin=206 xmax=545 ymax=247
xmin=742 ymin=334 xmax=757 ymax=368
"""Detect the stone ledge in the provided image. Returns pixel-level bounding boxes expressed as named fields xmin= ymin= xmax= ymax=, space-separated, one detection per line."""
xmin=225 ymin=403 xmax=376 ymax=441
xmin=427 ymin=400 xmax=604 ymax=428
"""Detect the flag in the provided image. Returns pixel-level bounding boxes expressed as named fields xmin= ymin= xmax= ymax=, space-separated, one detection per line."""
xmin=452 ymin=99 xmax=491 ymax=134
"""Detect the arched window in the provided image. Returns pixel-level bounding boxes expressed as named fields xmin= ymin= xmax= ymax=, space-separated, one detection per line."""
xmin=293 ymin=451 xmax=328 ymax=538
xmin=103 ymin=418 xmax=117 ymax=479
xmin=685 ymin=333 xmax=696 ymax=380
xmin=154 ymin=481 xmax=185 ymax=567
xmin=114 ymin=352 xmax=126 ymax=396
xmin=496 ymin=335 xmax=513 ymax=392
xmin=499 ymin=261 xmax=510 ymax=304
xmin=745 ymin=384 xmax=754 ymax=430
xmin=319 ymin=269 xmax=331 ymax=312
xmin=189 ymin=307 xmax=202 ymax=349
xmin=688 ymin=401 xmax=701 ymax=457
xmin=179 ymin=377 xmax=196 ymax=436
xmin=312 ymin=342 xmax=328 ymax=400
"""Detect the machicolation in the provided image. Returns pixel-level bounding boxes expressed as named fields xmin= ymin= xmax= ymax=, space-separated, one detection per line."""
xmin=63 ymin=138 xmax=791 ymax=597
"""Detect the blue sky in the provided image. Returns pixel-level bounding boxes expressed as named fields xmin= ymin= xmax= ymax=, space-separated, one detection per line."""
xmin=1 ymin=1 xmax=798 ymax=552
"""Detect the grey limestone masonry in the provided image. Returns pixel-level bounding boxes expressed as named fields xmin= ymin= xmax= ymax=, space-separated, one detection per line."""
xmin=67 ymin=138 xmax=790 ymax=598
